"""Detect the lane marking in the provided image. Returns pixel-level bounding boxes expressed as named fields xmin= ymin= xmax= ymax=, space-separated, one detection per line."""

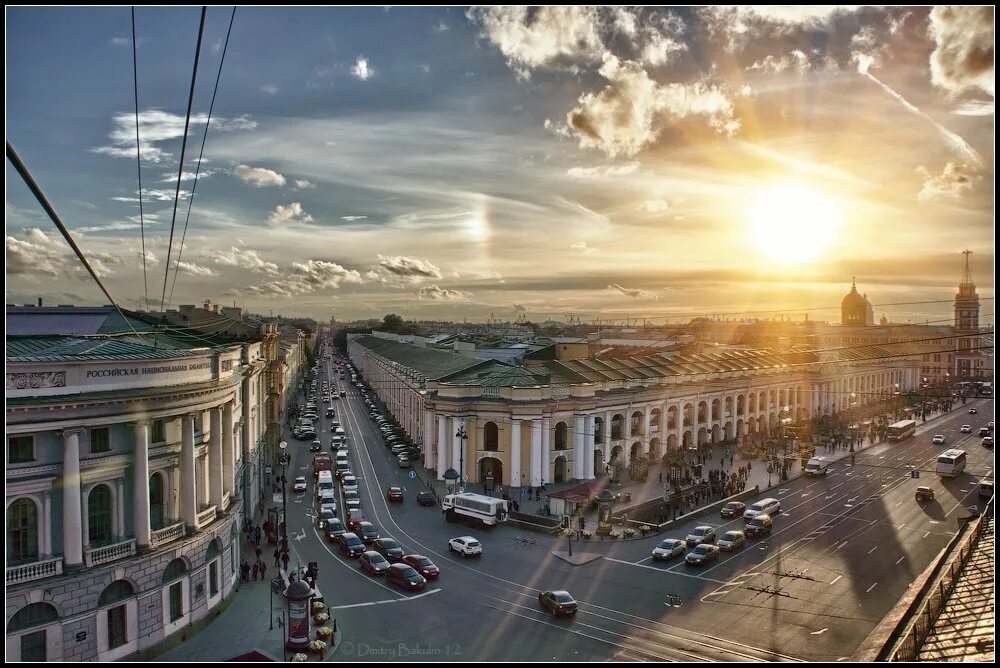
xmin=830 ymin=575 xmax=842 ymax=585
xmin=923 ymin=531 xmax=931 ymax=538
xmin=866 ymin=582 xmax=878 ymax=593
xmin=811 ymin=628 xmax=829 ymax=635
xmin=867 ymin=546 xmax=878 ymax=554
xmin=895 ymin=556 xmax=905 ymax=565
xmin=836 ymin=541 xmax=848 ymax=550
xmin=603 ymin=557 xmax=732 ymax=585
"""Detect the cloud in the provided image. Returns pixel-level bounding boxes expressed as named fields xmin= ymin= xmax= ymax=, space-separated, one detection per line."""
xmin=434 ymin=21 xmax=449 ymax=33
xmin=570 ymin=241 xmax=598 ymax=255
xmin=352 ymin=56 xmax=375 ymax=81
xmin=374 ymin=255 xmax=443 ymax=284
xmin=293 ymin=179 xmax=315 ymax=190
xmin=701 ymin=6 xmax=863 ymax=52
xmin=928 ymin=7 xmax=994 ymax=97
xmin=267 ymin=202 xmax=313 ymax=225
xmin=467 ymin=6 xmax=605 ymax=78
xmin=566 ymin=162 xmax=639 ymax=178
xmin=175 ymin=261 xmax=217 ymax=277
xmin=916 ymin=163 xmax=983 ymax=203
xmin=512 ymin=303 xmax=527 ymax=313
xmin=567 ymin=52 xmax=739 ymax=158
xmin=202 ymin=245 xmax=279 ymax=274
xmin=746 ymin=50 xmax=811 ymax=74
xmin=244 ymin=259 xmax=364 ymax=297
xmin=417 ymin=284 xmax=472 ymax=301
xmin=641 ymin=199 xmax=670 ymax=214
xmin=159 ymin=167 xmax=220 ymax=183
xmin=233 ymin=164 xmax=287 ymax=187
xmin=607 ymin=282 xmax=656 ymax=299
xmin=6 ymin=228 xmax=64 ymax=276
xmin=92 ymin=109 xmax=256 ymax=163
xmin=341 ymin=215 xmax=368 ymax=221
xmin=259 ymin=84 xmax=279 ymax=95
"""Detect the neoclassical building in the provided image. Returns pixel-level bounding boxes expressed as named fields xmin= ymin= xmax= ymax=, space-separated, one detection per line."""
xmin=5 ymin=306 xmax=269 ymax=661
xmin=349 ymin=332 xmax=920 ymax=488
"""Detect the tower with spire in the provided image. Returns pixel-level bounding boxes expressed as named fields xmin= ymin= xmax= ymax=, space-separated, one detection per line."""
xmin=953 ymin=250 xmax=982 ymax=378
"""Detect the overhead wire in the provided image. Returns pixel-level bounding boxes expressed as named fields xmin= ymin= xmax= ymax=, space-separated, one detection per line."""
xmin=131 ymin=6 xmax=150 ymax=312
xmin=159 ymin=5 xmax=207 ymax=314
xmin=5 ymin=141 xmax=142 ymax=337
xmin=167 ymin=6 xmax=237 ymax=310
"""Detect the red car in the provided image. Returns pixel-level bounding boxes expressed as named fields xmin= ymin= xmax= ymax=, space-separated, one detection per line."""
xmin=387 ymin=486 xmax=404 ymax=502
xmin=401 ymin=554 xmax=439 ymax=580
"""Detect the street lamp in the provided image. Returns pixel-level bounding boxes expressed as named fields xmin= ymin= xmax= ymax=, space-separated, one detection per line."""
xmin=848 ymin=393 xmax=858 ymax=452
xmin=455 ymin=424 xmax=466 ymax=493
xmin=278 ymin=440 xmax=288 ymax=538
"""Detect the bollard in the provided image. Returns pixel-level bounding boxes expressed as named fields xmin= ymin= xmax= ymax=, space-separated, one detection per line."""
xmin=332 ymin=618 xmax=337 ymax=633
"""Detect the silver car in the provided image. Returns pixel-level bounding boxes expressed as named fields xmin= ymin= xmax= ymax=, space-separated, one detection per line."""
xmin=685 ymin=525 xmax=717 ymax=547
xmin=718 ymin=530 xmax=745 ymax=552
xmin=651 ymin=538 xmax=686 ymax=561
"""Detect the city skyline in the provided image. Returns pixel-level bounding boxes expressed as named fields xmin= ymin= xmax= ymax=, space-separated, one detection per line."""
xmin=6 ymin=6 xmax=995 ymax=323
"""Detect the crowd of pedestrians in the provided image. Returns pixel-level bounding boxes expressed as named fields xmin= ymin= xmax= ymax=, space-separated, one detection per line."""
xmin=239 ymin=520 xmax=289 ymax=583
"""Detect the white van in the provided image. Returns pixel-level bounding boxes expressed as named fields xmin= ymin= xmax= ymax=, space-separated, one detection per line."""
xmin=743 ymin=497 xmax=781 ymax=521
xmin=804 ymin=457 xmax=830 ymax=477
xmin=334 ymin=427 xmax=346 ymax=437
xmin=316 ymin=470 xmax=335 ymax=499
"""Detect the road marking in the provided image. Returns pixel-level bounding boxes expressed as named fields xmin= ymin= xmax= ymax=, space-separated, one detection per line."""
xmin=896 ymin=523 xmax=905 ymax=530
xmin=835 ymin=541 xmax=848 ymax=550
xmin=923 ymin=531 xmax=931 ymax=538
xmin=929 ymin=520 xmax=939 ymax=524
xmin=866 ymin=582 xmax=878 ymax=593
xmin=811 ymin=628 xmax=829 ymax=635
xmin=603 ymin=557 xmax=732 ymax=585
xmin=830 ymin=575 xmax=842 ymax=585
xmin=705 ymin=589 xmax=731 ymax=597
xmin=867 ymin=546 xmax=878 ymax=554
xmin=636 ymin=556 xmax=654 ymax=564
xmin=895 ymin=556 xmax=905 ymax=565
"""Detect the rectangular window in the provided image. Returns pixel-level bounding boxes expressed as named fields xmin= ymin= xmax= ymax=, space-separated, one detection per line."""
xmin=107 ymin=604 xmax=128 ymax=649
xmin=169 ymin=582 xmax=183 ymax=622
xmin=151 ymin=420 xmax=165 ymax=443
xmin=91 ymin=427 xmax=111 ymax=454
xmin=21 ymin=630 xmax=46 ymax=661
xmin=209 ymin=560 xmax=219 ymax=596
xmin=8 ymin=435 xmax=34 ymax=463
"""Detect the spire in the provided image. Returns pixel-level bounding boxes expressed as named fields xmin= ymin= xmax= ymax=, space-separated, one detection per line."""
xmin=961 ymin=250 xmax=974 ymax=287
xmin=851 ymin=276 xmax=857 ymax=292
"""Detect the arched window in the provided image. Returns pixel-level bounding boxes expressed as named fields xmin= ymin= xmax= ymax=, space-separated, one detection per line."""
xmin=162 ymin=557 xmax=188 ymax=584
xmin=554 ymin=422 xmax=568 ymax=450
xmin=149 ymin=473 xmax=165 ymax=530
xmin=8 ymin=498 xmax=39 ymax=564
xmin=8 ymin=602 xmax=58 ymax=632
xmin=483 ymin=422 xmax=499 ymax=451
xmin=206 ymin=540 xmax=222 ymax=598
xmin=163 ymin=558 xmax=188 ymax=623
xmin=99 ymin=581 xmax=134 ymax=651
xmin=99 ymin=580 xmax=135 ymax=606
xmin=88 ymin=484 xmax=113 ymax=546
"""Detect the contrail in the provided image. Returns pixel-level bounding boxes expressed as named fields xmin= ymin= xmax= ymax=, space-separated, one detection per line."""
xmin=857 ymin=56 xmax=983 ymax=168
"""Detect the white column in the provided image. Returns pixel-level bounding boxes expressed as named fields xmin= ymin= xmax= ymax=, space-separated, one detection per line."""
xmin=423 ymin=409 xmax=435 ymax=470
xmin=530 ymin=419 xmax=542 ymax=487
xmin=573 ymin=414 xmax=585 ymax=480
xmin=222 ymin=402 xmax=235 ymax=499
xmin=660 ymin=402 xmax=668 ymax=447
xmin=603 ymin=410 xmax=612 ymax=466
xmin=41 ymin=490 xmax=53 ymax=557
xmin=510 ymin=419 xmax=522 ymax=487
xmin=115 ymin=478 xmax=126 ymax=540
xmin=437 ymin=415 xmax=448 ymax=480
xmin=585 ymin=414 xmax=596 ymax=480
xmin=61 ymin=428 xmax=85 ymax=568
xmin=133 ymin=420 xmax=151 ymax=551
xmin=209 ymin=406 xmax=224 ymax=510
xmin=644 ymin=405 xmax=653 ymax=452
xmin=451 ymin=417 xmax=464 ymax=485
xmin=541 ymin=418 xmax=551 ymax=484
xmin=623 ymin=410 xmax=632 ymax=467
xmin=181 ymin=413 xmax=197 ymax=530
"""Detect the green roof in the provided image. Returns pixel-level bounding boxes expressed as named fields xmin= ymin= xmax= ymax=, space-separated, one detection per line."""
xmin=437 ymin=361 xmax=549 ymax=387
xmin=352 ymin=336 xmax=488 ymax=380
xmin=6 ymin=332 xmax=225 ymax=363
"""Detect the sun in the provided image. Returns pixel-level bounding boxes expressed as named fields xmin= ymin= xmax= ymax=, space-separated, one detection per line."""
xmin=747 ymin=184 xmax=842 ymax=265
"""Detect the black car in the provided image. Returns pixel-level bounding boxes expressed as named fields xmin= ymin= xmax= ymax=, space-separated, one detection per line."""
xmin=538 ymin=590 xmax=577 ymax=616
xmin=387 ymin=563 xmax=426 ymax=590
xmin=358 ymin=521 xmax=380 ymax=544
xmin=416 ymin=491 xmax=436 ymax=507
xmin=373 ymin=537 xmax=404 ymax=562
xmin=338 ymin=532 xmax=365 ymax=557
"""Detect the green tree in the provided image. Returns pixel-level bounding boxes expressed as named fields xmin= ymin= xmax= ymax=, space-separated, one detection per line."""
xmin=382 ymin=313 xmax=405 ymax=332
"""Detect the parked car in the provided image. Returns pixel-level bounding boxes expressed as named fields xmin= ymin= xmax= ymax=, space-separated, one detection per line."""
xmin=397 ymin=455 xmax=412 ymax=468
xmin=359 ymin=551 xmax=390 ymax=576
xmin=448 ymin=536 xmax=482 ymax=557
xmin=915 ymin=486 xmax=935 ymax=502
xmin=538 ymin=590 xmax=578 ymax=616
xmin=416 ymin=491 xmax=436 ymax=507
xmin=387 ymin=487 xmax=404 ymax=502
xmin=387 ymin=563 xmax=427 ymax=590
xmin=292 ymin=477 xmax=308 ymax=493
xmin=718 ymin=530 xmax=746 ymax=552
xmin=979 ymin=481 xmax=994 ymax=499
xmin=343 ymin=490 xmax=361 ymax=512
xmin=685 ymin=543 xmax=720 ymax=566
xmin=685 ymin=525 xmax=717 ymax=547
xmin=932 ymin=434 xmax=946 ymax=445
xmin=720 ymin=501 xmax=746 ymax=519
xmin=401 ymin=554 xmax=439 ymax=579
xmin=338 ymin=532 xmax=365 ymax=557
xmin=342 ymin=476 xmax=359 ymax=493
xmin=651 ymin=539 xmax=685 ymax=561
xmin=979 ymin=427 xmax=990 ymax=437
xmin=373 ymin=537 xmax=404 ymax=562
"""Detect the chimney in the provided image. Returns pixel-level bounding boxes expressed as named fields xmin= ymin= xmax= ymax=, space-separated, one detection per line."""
xmin=37 ymin=297 xmax=43 ymax=307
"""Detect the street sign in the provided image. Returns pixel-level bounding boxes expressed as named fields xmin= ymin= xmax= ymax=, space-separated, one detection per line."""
xmin=408 ymin=470 xmax=416 ymax=479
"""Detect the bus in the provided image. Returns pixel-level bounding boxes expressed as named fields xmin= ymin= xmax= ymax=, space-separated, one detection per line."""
xmin=887 ymin=420 xmax=917 ymax=442
xmin=442 ymin=492 xmax=509 ymax=527
xmin=936 ymin=449 xmax=967 ymax=477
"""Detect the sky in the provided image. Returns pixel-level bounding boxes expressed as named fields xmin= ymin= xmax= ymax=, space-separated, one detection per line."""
xmin=5 ymin=6 xmax=995 ymax=325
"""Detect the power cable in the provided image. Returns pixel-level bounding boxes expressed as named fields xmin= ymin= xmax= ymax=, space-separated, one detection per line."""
xmin=167 ymin=6 xmax=236 ymax=310
xmin=159 ymin=5 xmax=207 ymax=313
xmin=5 ymin=141 xmax=141 ymax=337
xmin=131 ymin=6 xmax=149 ymax=312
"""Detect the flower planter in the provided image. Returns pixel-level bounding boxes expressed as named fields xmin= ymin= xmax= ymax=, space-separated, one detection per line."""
xmin=291 ymin=653 xmax=309 ymax=662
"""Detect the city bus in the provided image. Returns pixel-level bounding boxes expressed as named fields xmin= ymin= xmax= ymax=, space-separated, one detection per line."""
xmin=442 ymin=492 xmax=509 ymax=527
xmin=936 ymin=449 xmax=967 ymax=477
xmin=887 ymin=419 xmax=917 ymax=442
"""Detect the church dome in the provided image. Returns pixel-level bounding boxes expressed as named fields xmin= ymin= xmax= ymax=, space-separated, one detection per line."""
xmin=841 ymin=277 xmax=867 ymax=309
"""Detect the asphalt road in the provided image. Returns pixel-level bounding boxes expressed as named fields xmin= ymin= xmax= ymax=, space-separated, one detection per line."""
xmin=281 ymin=352 xmax=994 ymax=661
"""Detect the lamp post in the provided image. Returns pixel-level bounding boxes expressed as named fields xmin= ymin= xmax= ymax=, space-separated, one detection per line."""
xmin=455 ymin=424 xmax=466 ymax=493
xmin=278 ymin=440 xmax=288 ymax=538
xmin=848 ymin=393 xmax=857 ymax=453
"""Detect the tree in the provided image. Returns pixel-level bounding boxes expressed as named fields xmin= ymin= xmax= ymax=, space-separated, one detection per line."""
xmin=382 ymin=313 xmax=405 ymax=332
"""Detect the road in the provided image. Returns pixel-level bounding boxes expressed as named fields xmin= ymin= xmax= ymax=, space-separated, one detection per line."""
xmin=280 ymin=352 xmax=994 ymax=661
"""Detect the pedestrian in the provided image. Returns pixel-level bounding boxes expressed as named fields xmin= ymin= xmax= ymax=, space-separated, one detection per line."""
xmin=260 ymin=560 xmax=267 ymax=581
xmin=274 ymin=548 xmax=281 ymax=568
xmin=252 ymin=562 xmax=259 ymax=581
xmin=747 ymin=461 xmax=751 ymax=472
xmin=658 ymin=471 xmax=663 ymax=484
xmin=255 ymin=546 xmax=262 ymax=563
xmin=281 ymin=551 xmax=290 ymax=572
xmin=513 ymin=499 xmax=519 ymax=512
xmin=255 ymin=526 xmax=262 ymax=545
